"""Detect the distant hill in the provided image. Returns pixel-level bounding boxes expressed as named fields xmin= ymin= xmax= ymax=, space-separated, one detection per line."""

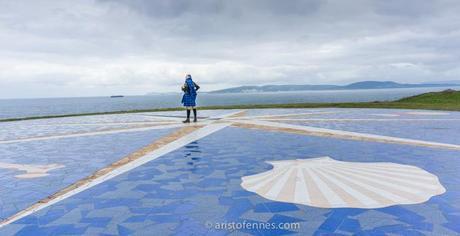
xmin=208 ymin=84 xmax=339 ymax=93
xmin=209 ymin=81 xmax=456 ymax=93
xmin=424 ymin=80 xmax=460 ymax=85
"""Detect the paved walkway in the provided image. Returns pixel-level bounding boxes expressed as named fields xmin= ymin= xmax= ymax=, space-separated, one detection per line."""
xmin=0 ymin=108 xmax=459 ymax=235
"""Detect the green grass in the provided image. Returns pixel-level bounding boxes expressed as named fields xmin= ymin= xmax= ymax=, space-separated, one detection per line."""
xmin=1 ymin=90 xmax=459 ymax=123
xmin=396 ymin=89 xmax=460 ymax=104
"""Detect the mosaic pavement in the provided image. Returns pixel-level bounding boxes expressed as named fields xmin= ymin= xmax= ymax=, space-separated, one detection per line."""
xmin=0 ymin=108 xmax=459 ymax=235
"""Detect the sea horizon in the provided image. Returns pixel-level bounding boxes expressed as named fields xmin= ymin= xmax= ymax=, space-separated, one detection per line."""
xmin=1 ymin=86 xmax=459 ymax=120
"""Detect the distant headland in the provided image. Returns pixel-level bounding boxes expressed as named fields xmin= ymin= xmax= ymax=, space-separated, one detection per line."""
xmin=209 ymin=81 xmax=460 ymax=93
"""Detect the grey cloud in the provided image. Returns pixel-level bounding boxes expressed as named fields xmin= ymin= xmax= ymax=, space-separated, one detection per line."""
xmin=373 ymin=0 xmax=437 ymax=18
xmin=100 ymin=0 xmax=323 ymax=18
xmin=0 ymin=0 xmax=459 ymax=98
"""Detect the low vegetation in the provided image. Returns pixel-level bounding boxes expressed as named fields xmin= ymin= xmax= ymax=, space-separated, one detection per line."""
xmin=1 ymin=90 xmax=459 ymax=122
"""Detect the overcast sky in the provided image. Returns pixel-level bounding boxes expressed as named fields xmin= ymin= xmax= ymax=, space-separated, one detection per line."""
xmin=1 ymin=0 xmax=459 ymax=98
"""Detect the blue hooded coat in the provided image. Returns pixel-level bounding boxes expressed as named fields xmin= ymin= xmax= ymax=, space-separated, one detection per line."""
xmin=181 ymin=76 xmax=199 ymax=107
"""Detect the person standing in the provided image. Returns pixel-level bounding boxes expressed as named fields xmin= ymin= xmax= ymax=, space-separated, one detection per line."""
xmin=181 ymin=74 xmax=200 ymax=123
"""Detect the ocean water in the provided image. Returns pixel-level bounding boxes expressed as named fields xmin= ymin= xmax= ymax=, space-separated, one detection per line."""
xmin=0 ymin=86 xmax=458 ymax=119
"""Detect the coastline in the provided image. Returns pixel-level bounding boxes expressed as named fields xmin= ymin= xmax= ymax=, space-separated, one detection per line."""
xmin=1 ymin=90 xmax=458 ymax=123
xmin=1 ymin=101 xmax=459 ymax=123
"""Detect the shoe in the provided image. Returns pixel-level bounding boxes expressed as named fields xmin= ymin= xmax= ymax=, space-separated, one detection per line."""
xmin=183 ymin=119 xmax=190 ymax=123
xmin=193 ymin=118 xmax=197 ymax=122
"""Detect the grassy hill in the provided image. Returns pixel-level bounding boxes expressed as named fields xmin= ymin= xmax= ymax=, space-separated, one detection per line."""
xmin=396 ymin=89 xmax=460 ymax=104
xmin=381 ymin=89 xmax=460 ymax=110
xmin=1 ymin=90 xmax=459 ymax=122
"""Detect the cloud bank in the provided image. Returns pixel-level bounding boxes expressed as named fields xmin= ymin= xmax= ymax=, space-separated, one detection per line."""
xmin=0 ymin=0 xmax=459 ymax=98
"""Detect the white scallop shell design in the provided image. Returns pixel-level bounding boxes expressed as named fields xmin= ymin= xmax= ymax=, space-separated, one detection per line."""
xmin=241 ymin=157 xmax=446 ymax=209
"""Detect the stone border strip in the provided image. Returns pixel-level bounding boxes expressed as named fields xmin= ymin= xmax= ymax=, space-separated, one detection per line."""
xmin=0 ymin=110 xmax=244 ymax=227
xmin=0 ymin=123 xmax=185 ymax=144
xmin=232 ymin=119 xmax=460 ymax=151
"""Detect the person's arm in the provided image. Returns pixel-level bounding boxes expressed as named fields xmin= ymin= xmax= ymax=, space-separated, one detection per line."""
xmin=194 ymin=82 xmax=200 ymax=91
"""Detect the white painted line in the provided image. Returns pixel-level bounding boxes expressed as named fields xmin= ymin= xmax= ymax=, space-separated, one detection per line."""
xmin=406 ymin=112 xmax=450 ymax=116
xmin=210 ymin=110 xmax=246 ymax=120
xmin=0 ymin=124 xmax=186 ymax=144
xmin=0 ymin=122 xmax=231 ymax=227
xmin=234 ymin=119 xmax=460 ymax=150
xmin=231 ymin=111 xmax=336 ymax=120
xmin=370 ymin=114 xmax=400 ymax=117
xmin=259 ymin=118 xmax=460 ymax=122
xmin=0 ymin=110 xmax=242 ymax=227
xmin=137 ymin=114 xmax=189 ymax=121
xmin=32 ymin=121 xmax=178 ymax=126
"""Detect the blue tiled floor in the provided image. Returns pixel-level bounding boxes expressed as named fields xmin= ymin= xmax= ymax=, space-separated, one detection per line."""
xmin=245 ymin=108 xmax=460 ymax=145
xmin=286 ymin=119 xmax=460 ymax=145
xmin=245 ymin=108 xmax=460 ymax=120
xmin=0 ymin=128 xmax=176 ymax=220
xmin=2 ymin=127 xmax=459 ymax=235
xmin=0 ymin=113 xmax=171 ymax=141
